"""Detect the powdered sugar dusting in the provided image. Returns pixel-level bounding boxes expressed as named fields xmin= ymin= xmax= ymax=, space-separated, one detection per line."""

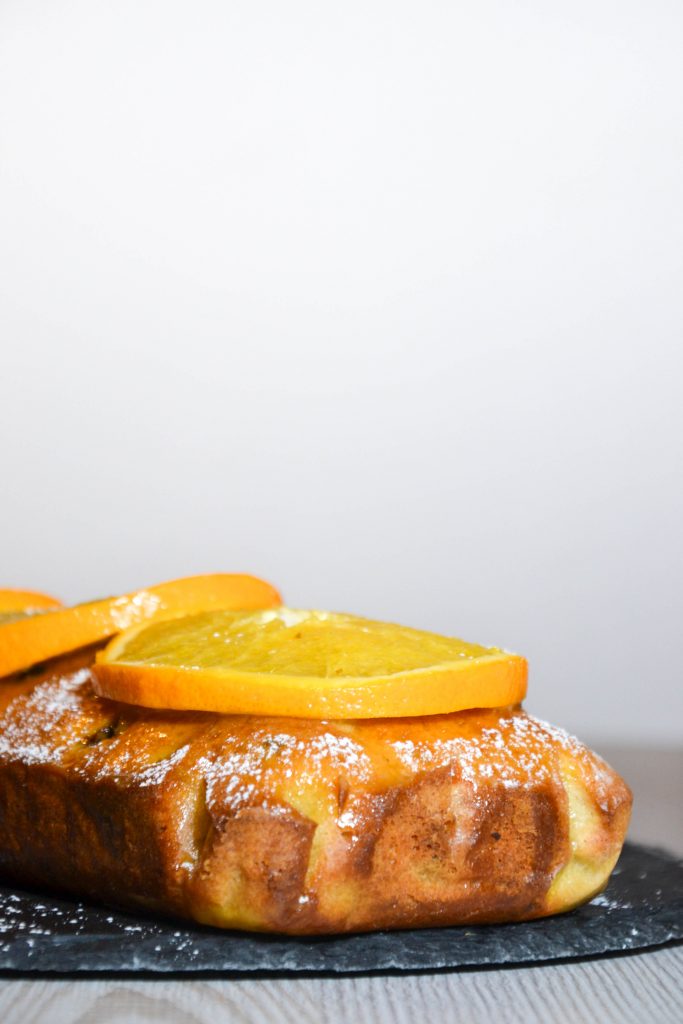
xmin=0 ymin=669 xmax=93 ymax=765
xmin=388 ymin=710 xmax=572 ymax=791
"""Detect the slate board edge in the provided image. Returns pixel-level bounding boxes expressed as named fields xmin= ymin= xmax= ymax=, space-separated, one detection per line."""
xmin=1 ymin=938 xmax=682 ymax=978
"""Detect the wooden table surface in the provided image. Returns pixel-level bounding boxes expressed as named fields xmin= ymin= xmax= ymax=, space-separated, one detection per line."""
xmin=1 ymin=746 xmax=681 ymax=1024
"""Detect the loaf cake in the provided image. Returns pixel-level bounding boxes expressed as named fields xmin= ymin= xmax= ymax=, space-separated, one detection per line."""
xmin=0 ymin=647 xmax=631 ymax=934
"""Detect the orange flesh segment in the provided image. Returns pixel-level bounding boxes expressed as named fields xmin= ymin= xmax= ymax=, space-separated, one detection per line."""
xmin=0 ymin=575 xmax=281 ymax=678
xmin=92 ymin=609 xmax=528 ymax=719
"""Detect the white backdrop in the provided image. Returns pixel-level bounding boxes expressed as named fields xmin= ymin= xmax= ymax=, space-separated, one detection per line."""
xmin=1 ymin=1 xmax=681 ymax=744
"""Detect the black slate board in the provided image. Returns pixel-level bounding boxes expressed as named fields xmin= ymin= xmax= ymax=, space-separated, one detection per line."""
xmin=0 ymin=843 xmax=680 ymax=975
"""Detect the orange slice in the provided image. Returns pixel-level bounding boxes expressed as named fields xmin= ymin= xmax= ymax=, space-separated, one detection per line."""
xmin=0 ymin=574 xmax=281 ymax=678
xmin=92 ymin=608 xmax=527 ymax=719
xmin=0 ymin=589 xmax=62 ymax=613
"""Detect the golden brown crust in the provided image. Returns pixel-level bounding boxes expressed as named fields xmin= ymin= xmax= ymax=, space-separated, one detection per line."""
xmin=0 ymin=651 xmax=631 ymax=934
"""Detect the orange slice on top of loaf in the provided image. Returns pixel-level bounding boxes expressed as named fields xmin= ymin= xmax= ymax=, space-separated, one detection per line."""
xmin=0 ymin=588 xmax=63 ymax=628
xmin=93 ymin=608 xmax=527 ymax=718
xmin=0 ymin=575 xmax=281 ymax=677
xmin=0 ymin=588 xmax=62 ymax=613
